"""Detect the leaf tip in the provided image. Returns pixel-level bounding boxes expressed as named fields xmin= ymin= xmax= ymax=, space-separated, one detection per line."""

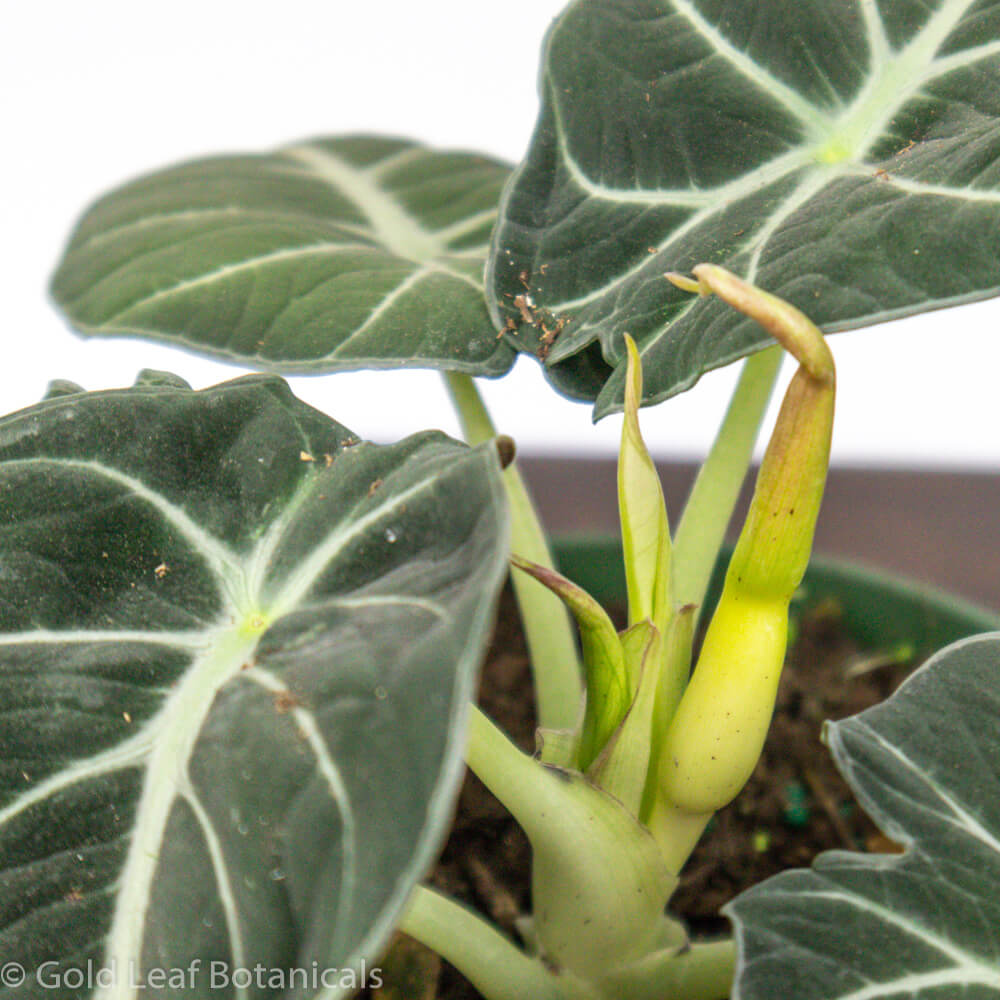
xmin=665 ymin=271 xmax=707 ymax=296
xmin=623 ymin=334 xmax=642 ymax=416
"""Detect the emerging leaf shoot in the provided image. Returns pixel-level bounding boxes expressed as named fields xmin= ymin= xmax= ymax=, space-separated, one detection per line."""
xmin=661 ymin=268 xmax=835 ymax=814
xmin=511 ymin=555 xmax=627 ymax=770
xmin=618 ymin=334 xmax=672 ymax=636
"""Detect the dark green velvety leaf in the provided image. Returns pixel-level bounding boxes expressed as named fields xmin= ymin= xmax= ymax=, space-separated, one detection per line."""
xmin=727 ymin=633 xmax=1000 ymax=999
xmin=0 ymin=374 xmax=507 ymax=999
xmin=488 ymin=0 xmax=1000 ymax=416
xmin=52 ymin=135 xmax=515 ymax=377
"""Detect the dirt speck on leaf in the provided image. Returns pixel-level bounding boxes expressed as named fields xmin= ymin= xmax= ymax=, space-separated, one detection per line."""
xmin=272 ymin=690 xmax=301 ymax=714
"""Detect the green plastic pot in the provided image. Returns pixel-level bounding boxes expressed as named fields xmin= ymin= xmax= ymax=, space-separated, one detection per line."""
xmin=551 ymin=535 xmax=999 ymax=658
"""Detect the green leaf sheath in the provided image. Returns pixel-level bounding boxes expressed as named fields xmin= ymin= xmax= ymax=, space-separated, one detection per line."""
xmin=661 ymin=271 xmax=835 ymax=816
xmin=464 ymin=708 xmax=677 ymax=988
xmin=587 ymin=622 xmax=662 ymax=817
xmin=673 ymin=347 xmax=783 ymax=616
xmin=0 ymin=374 xmax=508 ymax=997
xmin=618 ymin=336 xmax=671 ymax=635
xmin=510 ymin=555 xmax=624 ymax=770
xmin=52 ymin=135 xmax=515 ymax=376
xmin=489 ymin=0 xmax=1000 ymax=414
xmin=728 ymin=633 xmax=1000 ymax=1000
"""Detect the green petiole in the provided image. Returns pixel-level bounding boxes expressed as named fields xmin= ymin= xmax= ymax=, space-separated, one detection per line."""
xmin=399 ymin=884 xmax=575 ymax=1000
xmin=442 ymin=371 xmax=582 ymax=731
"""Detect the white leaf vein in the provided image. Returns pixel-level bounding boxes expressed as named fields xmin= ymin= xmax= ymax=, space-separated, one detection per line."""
xmin=854 ymin=721 xmax=1000 ymax=856
xmin=0 ymin=729 xmax=154 ymax=828
xmin=282 ymin=144 xmax=444 ymax=263
xmin=98 ymin=622 xmax=261 ymax=1000
xmin=744 ymin=169 xmax=836 ymax=282
xmin=538 ymin=0 xmax=996 ymax=333
xmin=242 ymin=666 xmax=358 ymax=938
xmin=181 ymin=783 xmax=248 ymax=993
xmin=331 ymin=265 xmax=439 ymax=355
xmin=433 ymin=208 xmax=497 ymax=246
xmin=860 ymin=172 xmax=1000 ymax=203
xmin=3 ymin=458 xmax=239 ymax=597
xmin=328 ymin=594 xmax=449 ymax=619
xmin=789 ymin=885 xmax=995 ymax=986
xmin=267 ymin=470 xmax=449 ymax=618
xmin=0 ymin=629 xmax=206 ymax=649
xmin=99 ymin=242 xmax=363 ymax=327
xmin=667 ymin=0 xmax=828 ymax=129
xmin=859 ymin=0 xmax=890 ymax=75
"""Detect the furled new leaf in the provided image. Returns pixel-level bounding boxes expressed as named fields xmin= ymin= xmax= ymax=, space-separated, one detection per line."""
xmin=618 ymin=335 xmax=670 ymax=634
xmin=52 ymin=136 xmax=515 ymax=376
xmin=0 ymin=373 xmax=508 ymax=998
xmin=489 ymin=0 xmax=1000 ymax=415
xmin=510 ymin=554 xmax=625 ymax=771
xmin=727 ymin=632 xmax=1000 ymax=999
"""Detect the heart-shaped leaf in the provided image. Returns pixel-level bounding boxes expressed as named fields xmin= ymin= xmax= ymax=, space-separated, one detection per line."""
xmin=726 ymin=632 xmax=1000 ymax=999
xmin=52 ymin=136 xmax=515 ymax=377
xmin=0 ymin=373 xmax=507 ymax=998
xmin=489 ymin=0 xmax=1000 ymax=416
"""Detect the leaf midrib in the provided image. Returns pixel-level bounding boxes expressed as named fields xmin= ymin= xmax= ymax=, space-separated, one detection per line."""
xmin=97 ymin=622 xmax=262 ymax=1000
xmin=89 ymin=454 xmax=454 ymax=993
xmin=282 ymin=144 xmax=446 ymax=263
xmin=538 ymin=0 xmax=994 ymax=328
xmin=828 ymin=0 xmax=980 ymax=160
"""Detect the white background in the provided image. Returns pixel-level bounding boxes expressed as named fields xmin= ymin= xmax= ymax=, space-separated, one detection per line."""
xmin=3 ymin=1 xmax=998 ymax=468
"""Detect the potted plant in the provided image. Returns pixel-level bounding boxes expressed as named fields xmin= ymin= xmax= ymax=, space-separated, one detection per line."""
xmin=2 ymin=2 xmax=999 ymax=999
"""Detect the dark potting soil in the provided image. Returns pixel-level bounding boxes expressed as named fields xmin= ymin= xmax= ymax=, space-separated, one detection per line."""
xmin=368 ymin=583 xmax=912 ymax=1000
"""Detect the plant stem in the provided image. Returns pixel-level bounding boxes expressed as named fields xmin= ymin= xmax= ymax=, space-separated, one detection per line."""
xmin=607 ymin=938 xmax=736 ymax=1000
xmin=645 ymin=796 xmax=714 ymax=874
xmin=464 ymin=702 xmax=549 ymax=821
xmin=399 ymin=884 xmax=731 ymax=1000
xmin=443 ymin=371 xmax=582 ymax=730
xmin=441 ymin=369 xmax=499 ymax=445
xmin=466 ymin=706 xmax=679 ymax=981
xmin=399 ymin=884 xmax=573 ymax=1000
xmin=672 ymin=347 xmax=783 ymax=615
